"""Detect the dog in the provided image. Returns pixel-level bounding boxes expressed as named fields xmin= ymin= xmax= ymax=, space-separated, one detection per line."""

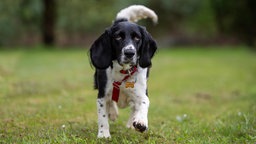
xmin=90 ymin=5 xmax=158 ymax=138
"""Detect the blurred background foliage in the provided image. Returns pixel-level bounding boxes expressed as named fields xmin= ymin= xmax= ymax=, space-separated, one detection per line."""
xmin=0 ymin=0 xmax=255 ymax=48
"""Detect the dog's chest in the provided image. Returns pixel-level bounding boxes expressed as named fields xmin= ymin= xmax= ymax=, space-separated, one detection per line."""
xmin=105 ymin=61 xmax=147 ymax=108
xmin=111 ymin=68 xmax=137 ymax=108
xmin=105 ymin=63 xmax=147 ymax=108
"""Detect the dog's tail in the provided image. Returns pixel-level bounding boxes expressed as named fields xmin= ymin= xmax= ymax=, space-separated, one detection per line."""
xmin=116 ymin=5 xmax=158 ymax=24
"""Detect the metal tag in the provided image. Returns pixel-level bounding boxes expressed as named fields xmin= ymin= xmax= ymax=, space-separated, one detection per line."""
xmin=125 ymin=82 xmax=135 ymax=88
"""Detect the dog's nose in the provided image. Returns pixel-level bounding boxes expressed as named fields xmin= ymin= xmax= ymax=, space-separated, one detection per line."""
xmin=124 ymin=49 xmax=135 ymax=58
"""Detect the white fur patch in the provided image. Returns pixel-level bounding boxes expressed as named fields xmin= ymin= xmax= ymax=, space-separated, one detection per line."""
xmin=116 ymin=5 xmax=158 ymax=24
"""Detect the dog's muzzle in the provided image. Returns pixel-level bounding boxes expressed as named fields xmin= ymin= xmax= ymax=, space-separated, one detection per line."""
xmin=124 ymin=49 xmax=135 ymax=59
xmin=121 ymin=44 xmax=137 ymax=64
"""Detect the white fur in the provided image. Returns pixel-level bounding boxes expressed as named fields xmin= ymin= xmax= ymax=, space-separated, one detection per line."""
xmin=97 ymin=98 xmax=111 ymax=138
xmin=97 ymin=61 xmax=149 ymax=138
xmin=116 ymin=5 xmax=158 ymax=24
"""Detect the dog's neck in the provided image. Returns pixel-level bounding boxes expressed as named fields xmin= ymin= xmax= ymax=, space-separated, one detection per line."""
xmin=112 ymin=61 xmax=134 ymax=71
xmin=122 ymin=64 xmax=132 ymax=70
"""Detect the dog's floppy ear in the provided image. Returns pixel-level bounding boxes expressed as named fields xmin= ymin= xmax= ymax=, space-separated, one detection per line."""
xmin=90 ymin=29 xmax=112 ymax=69
xmin=139 ymin=26 xmax=157 ymax=68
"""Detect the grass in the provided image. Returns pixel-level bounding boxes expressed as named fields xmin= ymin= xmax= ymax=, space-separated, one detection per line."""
xmin=0 ymin=47 xmax=255 ymax=143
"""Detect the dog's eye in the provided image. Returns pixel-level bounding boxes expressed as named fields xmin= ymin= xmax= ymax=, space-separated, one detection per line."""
xmin=114 ymin=36 xmax=122 ymax=41
xmin=134 ymin=36 xmax=140 ymax=41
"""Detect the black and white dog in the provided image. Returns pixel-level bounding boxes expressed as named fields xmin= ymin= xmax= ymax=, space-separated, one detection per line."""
xmin=90 ymin=5 xmax=158 ymax=138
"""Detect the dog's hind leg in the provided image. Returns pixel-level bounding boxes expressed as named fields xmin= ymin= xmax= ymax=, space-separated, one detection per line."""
xmin=107 ymin=101 xmax=119 ymax=121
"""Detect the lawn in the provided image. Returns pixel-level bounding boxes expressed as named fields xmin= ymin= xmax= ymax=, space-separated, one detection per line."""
xmin=0 ymin=47 xmax=255 ymax=143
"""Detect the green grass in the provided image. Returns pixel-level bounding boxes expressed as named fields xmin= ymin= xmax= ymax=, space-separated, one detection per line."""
xmin=0 ymin=47 xmax=255 ymax=143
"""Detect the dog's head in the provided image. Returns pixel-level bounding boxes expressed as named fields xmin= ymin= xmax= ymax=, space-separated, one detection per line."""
xmin=90 ymin=19 xmax=157 ymax=69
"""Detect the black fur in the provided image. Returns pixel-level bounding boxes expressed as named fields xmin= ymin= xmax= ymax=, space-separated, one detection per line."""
xmin=138 ymin=27 xmax=157 ymax=68
xmin=90 ymin=30 xmax=113 ymax=69
xmin=90 ymin=19 xmax=157 ymax=70
xmin=95 ymin=69 xmax=108 ymax=98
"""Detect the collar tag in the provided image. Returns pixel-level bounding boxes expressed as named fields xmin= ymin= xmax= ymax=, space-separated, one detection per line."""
xmin=125 ymin=81 xmax=135 ymax=88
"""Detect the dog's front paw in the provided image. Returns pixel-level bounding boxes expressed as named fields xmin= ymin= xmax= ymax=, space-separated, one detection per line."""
xmin=97 ymin=129 xmax=111 ymax=138
xmin=133 ymin=121 xmax=148 ymax=133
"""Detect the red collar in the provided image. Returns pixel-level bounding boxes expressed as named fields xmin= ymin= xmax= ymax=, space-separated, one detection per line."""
xmin=112 ymin=66 xmax=138 ymax=102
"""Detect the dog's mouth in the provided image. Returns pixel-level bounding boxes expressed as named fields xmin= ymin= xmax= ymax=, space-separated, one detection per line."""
xmin=120 ymin=56 xmax=137 ymax=65
xmin=124 ymin=57 xmax=134 ymax=63
xmin=117 ymin=57 xmax=137 ymax=70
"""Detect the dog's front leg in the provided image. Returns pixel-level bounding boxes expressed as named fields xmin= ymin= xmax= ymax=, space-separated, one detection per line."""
xmin=96 ymin=69 xmax=111 ymax=138
xmin=132 ymin=95 xmax=150 ymax=133
xmin=97 ymin=98 xmax=110 ymax=138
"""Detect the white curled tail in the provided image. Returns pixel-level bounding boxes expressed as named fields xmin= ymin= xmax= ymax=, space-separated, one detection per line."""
xmin=116 ymin=5 xmax=158 ymax=24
